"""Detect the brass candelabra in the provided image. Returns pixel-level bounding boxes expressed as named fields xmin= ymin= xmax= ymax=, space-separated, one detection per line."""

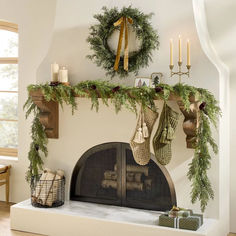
xmin=169 ymin=62 xmax=191 ymax=83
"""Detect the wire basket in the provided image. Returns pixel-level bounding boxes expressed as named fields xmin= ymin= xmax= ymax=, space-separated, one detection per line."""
xmin=31 ymin=174 xmax=65 ymax=208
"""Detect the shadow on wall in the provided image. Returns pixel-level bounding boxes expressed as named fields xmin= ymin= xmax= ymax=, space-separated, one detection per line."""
xmin=37 ymin=26 xmax=106 ymax=84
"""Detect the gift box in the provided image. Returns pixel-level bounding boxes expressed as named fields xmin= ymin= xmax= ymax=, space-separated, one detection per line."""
xmin=179 ymin=216 xmax=202 ymax=231
xmin=159 ymin=214 xmax=176 ymax=228
xmin=158 ymin=208 xmax=203 ymax=231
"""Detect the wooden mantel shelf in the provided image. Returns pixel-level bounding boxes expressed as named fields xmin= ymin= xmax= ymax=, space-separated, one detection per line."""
xmin=30 ymin=89 xmax=200 ymax=149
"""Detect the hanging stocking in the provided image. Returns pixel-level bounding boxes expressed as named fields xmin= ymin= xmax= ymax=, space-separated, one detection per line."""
xmin=153 ymin=102 xmax=179 ymax=165
xmin=130 ymin=106 xmax=159 ymax=165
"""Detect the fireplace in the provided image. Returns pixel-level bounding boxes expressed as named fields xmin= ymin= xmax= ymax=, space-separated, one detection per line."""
xmin=70 ymin=142 xmax=176 ymax=211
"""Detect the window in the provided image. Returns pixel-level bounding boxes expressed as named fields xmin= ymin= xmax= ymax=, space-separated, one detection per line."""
xmin=0 ymin=21 xmax=18 ymax=157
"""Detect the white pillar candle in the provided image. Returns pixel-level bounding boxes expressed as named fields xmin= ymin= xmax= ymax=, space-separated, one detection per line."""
xmin=59 ymin=67 xmax=68 ymax=83
xmin=51 ymin=62 xmax=59 ymax=82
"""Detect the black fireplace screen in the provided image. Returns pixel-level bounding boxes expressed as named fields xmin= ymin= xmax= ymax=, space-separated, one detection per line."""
xmin=70 ymin=142 xmax=176 ymax=211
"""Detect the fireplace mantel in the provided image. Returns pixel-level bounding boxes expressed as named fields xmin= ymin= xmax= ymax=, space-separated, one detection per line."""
xmin=29 ymin=89 xmax=200 ymax=148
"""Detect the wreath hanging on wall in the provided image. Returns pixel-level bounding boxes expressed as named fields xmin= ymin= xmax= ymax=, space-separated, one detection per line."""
xmin=87 ymin=6 xmax=160 ymax=78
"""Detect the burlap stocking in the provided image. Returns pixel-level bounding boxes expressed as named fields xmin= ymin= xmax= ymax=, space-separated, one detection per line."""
xmin=130 ymin=106 xmax=159 ymax=165
xmin=153 ymin=103 xmax=179 ymax=165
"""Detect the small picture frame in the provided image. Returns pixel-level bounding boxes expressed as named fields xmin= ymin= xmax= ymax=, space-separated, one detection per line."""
xmin=150 ymin=72 xmax=163 ymax=87
xmin=135 ymin=77 xmax=151 ymax=88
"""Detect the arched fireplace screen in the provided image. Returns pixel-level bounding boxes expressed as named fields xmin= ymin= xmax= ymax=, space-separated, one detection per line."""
xmin=70 ymin=142 xmax=176 ymax=211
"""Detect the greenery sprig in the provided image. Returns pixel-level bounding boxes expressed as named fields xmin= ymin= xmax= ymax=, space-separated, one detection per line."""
xmin=24 ymin=80 xmax=220 ymax=212
xmin=87 ymin=6 xmax=159 ymax=77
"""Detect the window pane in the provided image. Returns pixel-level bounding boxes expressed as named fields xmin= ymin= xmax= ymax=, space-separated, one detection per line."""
xmin=0 ymin=121 xmax=18 ymax=148
xmin=0 ymin=64 xmax=18 ymax=91
xmin=0 ymin=93 xmax=17 ymax=120
xmin=0 ymin=30 xmax=18 ymax=57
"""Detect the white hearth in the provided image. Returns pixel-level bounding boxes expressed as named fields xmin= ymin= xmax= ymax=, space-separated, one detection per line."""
xmin=11 ymin=200 xmax=219 ymax=236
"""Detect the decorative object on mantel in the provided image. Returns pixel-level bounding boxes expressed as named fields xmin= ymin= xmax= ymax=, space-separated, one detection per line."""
xmin=58 ymin=66 xmax=69 ymax=85
xmin=50 ymin=63 xmax=70 ymax=86
xmin=87 ymin=6 xmax=159 ymax=78
xmin=51 ymin=62 xmax=59 ymax=82
xmin=151 ymin=72 xmax=163 ymax=87
xmin=159 ymin=206 xmax=203 ymax=231
xmin=130 ymin=106 xmax=159 ymax=165
xmin=153 ymin=102 xmax=180 ymax=165
xmin=169 ymin=36 xmax=191 ymax=83
xmin=134 ymin=77 xmax=152 ymax=88
xmin=24 ymin=80 xmax=220 ymax=212
xmin=31 ymin=168 xmax=65 ymax=208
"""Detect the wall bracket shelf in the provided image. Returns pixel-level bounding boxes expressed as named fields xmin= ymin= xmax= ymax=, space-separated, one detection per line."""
xmin=29 ymin=89 xmax=200 ymax=148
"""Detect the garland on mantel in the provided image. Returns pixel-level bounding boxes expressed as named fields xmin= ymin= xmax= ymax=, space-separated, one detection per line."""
xmin=24 ymin=80 xmax=221 ymax=212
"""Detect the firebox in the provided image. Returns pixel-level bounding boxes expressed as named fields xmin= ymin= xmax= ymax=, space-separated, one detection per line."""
xmin=70 ymin=142 xmax=176 ymax=211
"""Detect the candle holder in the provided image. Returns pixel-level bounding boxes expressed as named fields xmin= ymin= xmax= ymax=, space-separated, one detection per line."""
xmin=169 ymin=62 xmax=191 ymax=83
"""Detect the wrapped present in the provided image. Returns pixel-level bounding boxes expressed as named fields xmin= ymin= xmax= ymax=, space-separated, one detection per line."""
xmin=159 ymin=207 xmax=203 ymax=231
xmin=179 ymin=216 xmax=202 ymax=231
xmin=159 ymin=214 xmax=176 ymax=228
xmin=192 ymin=213 xmax=203 ymax=225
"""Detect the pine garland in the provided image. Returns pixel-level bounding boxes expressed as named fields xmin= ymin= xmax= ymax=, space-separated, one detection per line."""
xmin=87 ymin=6 xmax=159 ymax=77
xmin=24 ymin=80 xmax=220 ymax=212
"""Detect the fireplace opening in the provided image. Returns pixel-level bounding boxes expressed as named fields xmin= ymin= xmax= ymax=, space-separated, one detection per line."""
xmin=70 ymin=142 xmax=176 ymax=211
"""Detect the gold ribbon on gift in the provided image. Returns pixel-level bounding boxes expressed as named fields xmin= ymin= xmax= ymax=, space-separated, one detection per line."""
xmin=113 ymin=16 xmax=133 ymax=71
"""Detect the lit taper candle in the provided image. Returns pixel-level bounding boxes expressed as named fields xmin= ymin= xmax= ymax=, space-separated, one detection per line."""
xmin=178 ymin=35 xmax=182 ymax=63
xmin=187 ymin=39 xmax=190 ymax=66
xmin=170 ymin=39 xmax=173 ymax=66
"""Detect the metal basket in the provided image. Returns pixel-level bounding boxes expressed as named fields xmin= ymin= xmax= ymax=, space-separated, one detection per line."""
xmin=31 ymin=174 xmax=65 ymax=208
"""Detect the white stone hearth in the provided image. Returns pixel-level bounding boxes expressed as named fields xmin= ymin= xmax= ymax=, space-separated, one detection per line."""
xmin=11 ymin=200 xmax=219 ymax=236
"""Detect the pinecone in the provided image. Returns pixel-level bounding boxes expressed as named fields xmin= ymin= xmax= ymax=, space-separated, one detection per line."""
xmin=91 ymin=85 xmax=97 ymax=90
xmin=155 ymin=86 xmax=163 ymax=93
xmin=112 ymin=86 xmax=120 ymax=93
xmin=199 ymin=102 xmax=206 ymax=110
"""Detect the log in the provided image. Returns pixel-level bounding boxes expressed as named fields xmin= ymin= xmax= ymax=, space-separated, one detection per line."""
xmin=104 ymin=170 xmax=144 ymax=183
xmin=104 ymin=171 xmax=117 ymax=180
xmin=101 ymin=180 xmax=144 ymax=191
xmin=114 ymin=164 xmax=149 ymax=176
xmin=134 ymin=173 xmax=143 ymax=182
xmin=144 ymin=179 xmax=152 ymax=191
xmin=101 ymin=180 xmax=117 ymax=189
xmin=126 ymin=172 xmax=134 ymax=182
xmin=127 ymin=182 xmax=143 ymax=191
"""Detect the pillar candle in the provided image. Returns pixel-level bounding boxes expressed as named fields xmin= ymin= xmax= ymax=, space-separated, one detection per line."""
xmin=170 ymin=39 xmax=173 ymax=66
xmin=187 ymin=39 xmax=191 ymax=66
xmin=59 ymin=67 xmax=68 ymax=83
xmin=51 ymin=62 xmax=59 ymax=82
xmin=178 ymin=35 xmax=182 ymax=63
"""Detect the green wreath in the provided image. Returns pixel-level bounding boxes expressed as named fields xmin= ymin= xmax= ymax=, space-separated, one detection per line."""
xmin=87 ymin=6 xmax=160 ymax=78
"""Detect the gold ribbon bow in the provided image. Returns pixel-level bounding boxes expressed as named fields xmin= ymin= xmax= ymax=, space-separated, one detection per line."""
xmin=113 ymin=16 xmax=133 ymax=71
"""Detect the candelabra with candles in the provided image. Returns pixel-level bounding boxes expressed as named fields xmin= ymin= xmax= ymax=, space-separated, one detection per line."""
xmin=169 ymin=36 xmax=191 ymax=83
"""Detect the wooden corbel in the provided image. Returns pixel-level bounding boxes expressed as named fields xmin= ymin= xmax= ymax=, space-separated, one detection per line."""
xmin=30 ymin=90 xmax=59 ymax=139
xmin=177 ymin=100 xmax=200 ymax=149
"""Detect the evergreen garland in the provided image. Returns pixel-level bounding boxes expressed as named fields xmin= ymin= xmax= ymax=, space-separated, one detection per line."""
xmin=87 ymin=6 xmax=159 ymax=77
xmin=24 ymin=80 xmax=220 ymax=212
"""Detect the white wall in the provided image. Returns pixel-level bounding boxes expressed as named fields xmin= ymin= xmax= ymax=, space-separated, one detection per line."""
xmin=0 ymin=0 xmax=57 ymax=202
xmin=0 ymin=0 xmax=222 ymax=221
xmin=204 ymin=0 xmax=236 ymax=233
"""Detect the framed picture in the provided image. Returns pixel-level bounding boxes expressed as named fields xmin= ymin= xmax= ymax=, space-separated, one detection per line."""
xmin=135 ymin=77 xmax=151 ymax=88
xmin=150 ymin=72 xmax=163 ymax=87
